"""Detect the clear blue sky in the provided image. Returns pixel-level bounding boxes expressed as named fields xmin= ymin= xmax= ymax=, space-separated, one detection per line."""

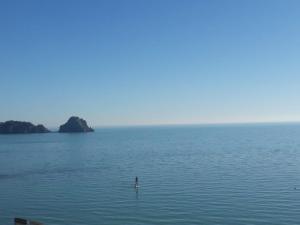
xmin=1 ymin=0 xmax=300 ymax=127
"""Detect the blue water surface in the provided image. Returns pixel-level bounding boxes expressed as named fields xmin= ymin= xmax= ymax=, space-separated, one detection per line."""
xmin=0 ymin=124 xmax=300 ymax=225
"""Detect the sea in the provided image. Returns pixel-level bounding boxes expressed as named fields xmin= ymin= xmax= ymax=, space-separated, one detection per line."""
xmin=0 ymin=124 xmax=300 ymax=225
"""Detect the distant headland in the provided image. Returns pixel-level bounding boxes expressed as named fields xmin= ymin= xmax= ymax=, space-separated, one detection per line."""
xmin=0 ymin=121 xmax=49 ymax=134
xmin=0 ymin=116 xmax=94 ymax=134
xmin=59 ymin=116 xmax=94 ymax=133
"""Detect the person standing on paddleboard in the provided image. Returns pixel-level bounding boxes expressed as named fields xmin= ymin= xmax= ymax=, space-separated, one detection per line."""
xmin=135 ymin=176 xmax=139 ymax=188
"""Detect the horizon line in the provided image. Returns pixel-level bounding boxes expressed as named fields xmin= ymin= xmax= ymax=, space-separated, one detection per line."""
xmin=44 ymin=120 xmax=300 ymax=130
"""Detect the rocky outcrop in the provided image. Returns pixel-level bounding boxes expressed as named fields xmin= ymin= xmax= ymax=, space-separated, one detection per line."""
xmin=59 ymin=116 xmax=94 ymax=133
xmin=0 ymin=121 xmax=50 ymax=134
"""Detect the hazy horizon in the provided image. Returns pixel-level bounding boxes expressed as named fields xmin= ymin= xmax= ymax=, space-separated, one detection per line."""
xmin=1 ymin=0 xmax=300 ymax=126
xmin=19 ymin=119 xmax=300 ymax=130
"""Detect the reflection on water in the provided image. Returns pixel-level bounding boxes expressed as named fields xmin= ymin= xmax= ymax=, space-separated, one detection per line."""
xmin=135 ymin=187 xmax=139 ymax=200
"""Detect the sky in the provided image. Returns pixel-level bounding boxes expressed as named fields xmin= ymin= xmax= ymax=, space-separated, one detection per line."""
xmin=1 ymin=0 xmax=300 ymax=127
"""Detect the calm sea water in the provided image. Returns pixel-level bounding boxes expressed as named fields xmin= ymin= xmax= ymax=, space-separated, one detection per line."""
xmin=1 ymin=124 xmax=300 ymax=225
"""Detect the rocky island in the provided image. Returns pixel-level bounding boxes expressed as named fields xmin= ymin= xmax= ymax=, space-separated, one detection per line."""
xmin=0 ymin=121 xmax=50 ymax=134
xmin=59 ymin=116 xmax=94 ymax=133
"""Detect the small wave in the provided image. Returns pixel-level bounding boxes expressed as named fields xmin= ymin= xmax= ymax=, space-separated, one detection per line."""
xmin=0 ymin=167 xmax=99 ymax=180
